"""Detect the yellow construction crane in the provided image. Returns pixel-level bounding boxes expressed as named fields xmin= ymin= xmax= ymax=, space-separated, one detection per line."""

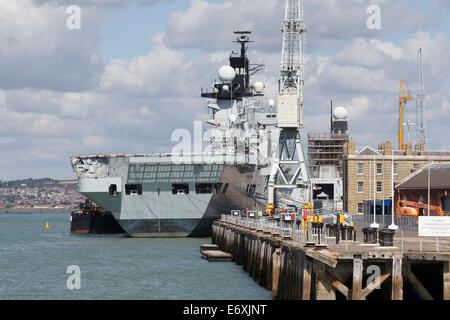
xmin=398 ymin=80 xmax=414 ymax=151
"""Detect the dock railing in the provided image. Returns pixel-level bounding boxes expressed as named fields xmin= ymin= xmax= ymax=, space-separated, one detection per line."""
xmin=221 ymin=212 xmax=327 ymax=246
xmin=220 ymin=211 xmax=450 ymax=253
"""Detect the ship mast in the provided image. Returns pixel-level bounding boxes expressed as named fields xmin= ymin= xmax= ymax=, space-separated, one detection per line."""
xmin=267 ymin=0 xmax=311 ymax=207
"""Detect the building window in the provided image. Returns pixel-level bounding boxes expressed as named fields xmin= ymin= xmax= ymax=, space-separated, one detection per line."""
xmin=357 ymin=203 xmax=363 ymax=214
xmin=376 ymin=164 xmax=382 ymax=175
xmin=125 ymin=184 xmax=142 ymax=195
xmin=357 ymin=182 xmax=364 ymax=193
xmin=394 ymin=163 xmax=398 ymax=175
xmin=357 ymin=163 xmax=364 ymax=174
xmin=376 ymin=182 xmax=382 ymax=193
xmin=172 ymin=184 xmax=189 ymax=195
xmin=418 ymin=195 xmax=424 ymax=204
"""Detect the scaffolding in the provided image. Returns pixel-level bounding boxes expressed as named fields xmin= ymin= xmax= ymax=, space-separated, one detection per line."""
xmin=307 ymin=133 xmax=349 ymax=177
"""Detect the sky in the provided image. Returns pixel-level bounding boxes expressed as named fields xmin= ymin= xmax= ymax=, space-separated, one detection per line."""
xmin=0 ymin=0 xmax=449 ymax=180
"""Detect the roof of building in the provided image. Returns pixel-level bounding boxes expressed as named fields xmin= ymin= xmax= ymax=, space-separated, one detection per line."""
xmin=356 ymin=147 xmax=382 ymax=156
xmin=346 ymin=146 xmax=450 ymax=159
xmin=392 ymin=150 xmax=450 ymax=156
xmin=396 ymin=163 xmax=450 ymax=190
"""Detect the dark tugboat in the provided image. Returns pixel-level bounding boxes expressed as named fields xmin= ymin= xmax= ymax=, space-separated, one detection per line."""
xmin=70 ymin=199 xmax=125 ymax=234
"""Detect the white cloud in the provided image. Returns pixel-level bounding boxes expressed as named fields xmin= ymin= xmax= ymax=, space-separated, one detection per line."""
xmin=33 ymin=0 xmax=169 ymax=6
xmin=0 ymin=0 xmax=103 ymax=91
xmin=100 ymin=44 xmax=188 ymax=97
xmin=160 ymin=0 xmax=434 ymax=53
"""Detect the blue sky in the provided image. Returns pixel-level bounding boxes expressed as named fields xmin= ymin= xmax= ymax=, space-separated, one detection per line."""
xmin=98 ymin=1 xmax=187 ymax=60
xmin=0 ymin=0 xmax=449 ymax=180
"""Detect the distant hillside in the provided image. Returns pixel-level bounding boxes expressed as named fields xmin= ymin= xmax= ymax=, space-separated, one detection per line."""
xmin=0 ymin=178 xmax=82 ymax=210
xmin=0 ymin=178 xmax=77 ymax=189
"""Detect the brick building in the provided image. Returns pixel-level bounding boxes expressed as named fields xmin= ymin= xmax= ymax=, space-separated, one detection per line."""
xmin=342 ymin=141 xmax=450 ymax=215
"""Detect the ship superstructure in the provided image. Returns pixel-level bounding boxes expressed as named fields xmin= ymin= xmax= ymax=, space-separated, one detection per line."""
xmin=71 ymin=32 xmax=280 ymax=237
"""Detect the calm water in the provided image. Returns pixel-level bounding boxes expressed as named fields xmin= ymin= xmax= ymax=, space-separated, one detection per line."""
xmin=0 ymin=211 xmax=271 ymax=300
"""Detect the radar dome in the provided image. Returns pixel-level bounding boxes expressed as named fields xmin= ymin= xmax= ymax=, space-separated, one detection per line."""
xmin=218 ymin=66 xmax=236 ymax=82
xmin=229 ymin=114 xmax=237 ymax=122
xmin=253 ymin=81 xmax=265 ymax=93
xmin=268 ymin=99 xmax=275 ymax=107
xmin=333 ymin=107 xmax=348 ymax=120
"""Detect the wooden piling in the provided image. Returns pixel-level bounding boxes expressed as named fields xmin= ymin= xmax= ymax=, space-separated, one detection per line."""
xmin=444 ymin=261 xmax=450 ymax=300
xmin=352 ymin=256 xmax=363 ymax=300
xmin=302 ymin=255 xmax=312 ymax=300
xmin=314 ymin=261 xmax=336 ymax=300
xmin=272 ymin=248 xmax=281 ymax=299
xmin=392 ymin=255 xmax=403 ymax=300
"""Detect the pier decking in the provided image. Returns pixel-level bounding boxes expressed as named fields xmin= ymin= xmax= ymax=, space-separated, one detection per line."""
xmin=212 ymin=216 xmax=450 ymax=300
xmin=200 ymin=244 xmax=234 ymax=262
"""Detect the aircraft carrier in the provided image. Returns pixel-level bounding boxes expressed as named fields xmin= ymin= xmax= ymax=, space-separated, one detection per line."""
xmin=70 ymin=32 xmax=282 ymax=237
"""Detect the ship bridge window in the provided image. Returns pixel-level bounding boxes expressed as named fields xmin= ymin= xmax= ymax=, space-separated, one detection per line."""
xmin=172 ymin=184 xmax=189 ymax=195
xmin=125 ymin=184 xmax=142 ymax=195
xmin=195 ymin=183 xmax=223 ymax=194
xmin=109 ymin=184 xmax=118 ymax=196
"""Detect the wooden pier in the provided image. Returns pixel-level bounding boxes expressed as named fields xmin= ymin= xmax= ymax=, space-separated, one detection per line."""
xmin=212 ymin=220 xmax=450 ymax=300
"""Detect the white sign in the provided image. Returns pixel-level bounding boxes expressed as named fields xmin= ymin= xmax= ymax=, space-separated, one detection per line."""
xmin=418 ymin=216 xmax=450 ymax=237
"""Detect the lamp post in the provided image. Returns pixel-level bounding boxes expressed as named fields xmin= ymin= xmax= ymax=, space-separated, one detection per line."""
xmin=428 ymin=158 xmax=431 ymax=216
xmin=371 ymin=156 xmax=379 ymax=229
xmin=382 ymin=157 xmax=385 ymax=221
xmin=389 ymin=153 xmax=398 ymax=230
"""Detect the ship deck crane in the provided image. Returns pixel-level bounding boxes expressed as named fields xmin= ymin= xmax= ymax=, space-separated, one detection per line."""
xmin=267 ymin=0 xmax=311 ymax=214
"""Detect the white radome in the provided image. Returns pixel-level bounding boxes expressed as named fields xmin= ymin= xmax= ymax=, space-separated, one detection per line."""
xmin=253 ymin=81 xmax=265 ymax=93
xmin=268 ymin=99 xmax=275 ymax=107
xmin=229 ymin=114 xmax=237 ymax=122
xmin=218 ymin=66 xmax=236 ymax=82
xmin=333 ymin=106 xmax=348 ymax=120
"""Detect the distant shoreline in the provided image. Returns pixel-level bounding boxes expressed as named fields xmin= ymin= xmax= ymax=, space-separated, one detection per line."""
xmin=0 ymin=208 xmax=75 ymax=213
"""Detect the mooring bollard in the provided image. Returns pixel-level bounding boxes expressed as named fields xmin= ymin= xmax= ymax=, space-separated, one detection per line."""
xmin=311 ymin=222 xmax=324 ymax=245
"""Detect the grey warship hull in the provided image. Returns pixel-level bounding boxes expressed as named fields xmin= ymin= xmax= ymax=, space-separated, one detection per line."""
xmin=75 ymin=156 xmax=267 ymax=237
